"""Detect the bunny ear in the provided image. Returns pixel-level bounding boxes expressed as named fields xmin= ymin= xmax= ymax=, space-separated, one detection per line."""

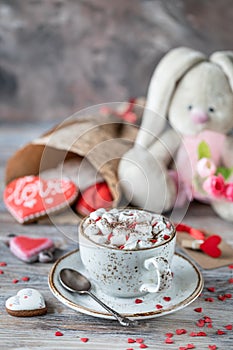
xmin=210 ymin=51 xmax=233 ymax=92
xmin=136 ymin=47 xmax=206 ymax=148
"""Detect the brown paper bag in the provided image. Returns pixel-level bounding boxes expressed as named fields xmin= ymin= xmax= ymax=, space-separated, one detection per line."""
xmin=5 ymin=102 xmax=144 ymax=207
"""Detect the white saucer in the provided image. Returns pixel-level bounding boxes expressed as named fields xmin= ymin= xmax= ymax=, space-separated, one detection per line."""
xmin=48 ymin=250 xmax=203 ymax=321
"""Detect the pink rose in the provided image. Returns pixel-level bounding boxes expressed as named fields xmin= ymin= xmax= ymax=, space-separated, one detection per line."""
xmin=203 ymin=175 xmax=225 ymax=198
xmin=224 ymin=183 xmax=233 ymax=202
xmin=196 ymin=158 xmax=216 ymax=178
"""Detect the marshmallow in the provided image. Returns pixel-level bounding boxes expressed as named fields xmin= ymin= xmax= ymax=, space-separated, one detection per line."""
xmin=90 ymin=208 xmax=106 ymax=220
xmin=84 ymin=222 xmax=99 ymax=236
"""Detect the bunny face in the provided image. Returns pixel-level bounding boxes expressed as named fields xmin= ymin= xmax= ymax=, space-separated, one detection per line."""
xmin=169 ymin=62 xmax=233 ymax=136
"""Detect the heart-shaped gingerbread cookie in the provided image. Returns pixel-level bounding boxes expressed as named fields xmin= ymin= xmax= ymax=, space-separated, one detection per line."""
xmin=4 ymin=176 xmax=78 ymax=223
xmin=9 ymin=235 xmax=55 ymax=263
xmin=5 ymin=288 xmax=47 ymax=317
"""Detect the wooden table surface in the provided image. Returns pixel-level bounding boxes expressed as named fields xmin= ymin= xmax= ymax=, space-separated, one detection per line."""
xmin=0 ymin=123 xmax=233 ymax=350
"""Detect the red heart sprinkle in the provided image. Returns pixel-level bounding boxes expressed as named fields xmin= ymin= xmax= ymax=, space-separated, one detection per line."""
xmin=228 ymin=264 xmax=233 ymax=269
xmin=140 ymin=344 xmax=148 ymax=349
xmin=135 ymin=298 xmax=143 ymax=304
xmin=208 ymin=346 xmax=217 ymax=350
xmin=204 ymin=316 xmax=212 ymax=323
xmin=196 ymin=319 xmax=205 ymax=327
xmin=218 ymin=295 xmax=226 ymax=301
xmin=229 ymin=278 xmax=233 ymax=284
xmin=55 ymin=331 xmax=63 ymax=336
xmin=176 ymin=329 xmax=187 ymax=335
xmin=197 ymin=332 xmax=207 ymax=336
xmin=205 ymin=297 xmax=214 ymax=302
xmin=224 ymin=324 xmax=232 ymax=330
xmin=194 ymin=307 xmax=202 ymax=313
xmin=207 ymin=287 xmax=215 ymax=292
xmin=165 ymin=333 xmax=173 ymax=338
xmin=163 ymin=296 xmax=171 ymax=302
xmin=0 ymin=270 xmax=4 ymax=274
xmin=0 ymin=262 xmax=7 ymax=266
xmin=127 ymin=348 xmax=134 ymax=350
xmin=12 ymin=279 xmax=19 ymax=284
xmin=21 ymin=276 xmax=30 ymax=282
xmin=217 ymin=329 xmax=225 ymax=335
xmin=136 ymin=338 xmax=144 ymax=343
xmin=128 ymin=338 xmax=136 ymax=343
xmin=200 ymin=235 xmax=222 ymax=258
xmin=80 ymin=338 xmax=89 ymax=343
xmin=179 ymin=347 xmax=186 ymax=350
xmin=163 ymin=235 xmax=170 ymax=240
xmin=187 ymin=345 xmax=195 ymax=349
xmin=225 ymin=293 xmax=232 ymax=298
xmin=156 ymin=304 xmax=163 ymax=309
xmin=165 ymin=337 xmax=173 ymax=344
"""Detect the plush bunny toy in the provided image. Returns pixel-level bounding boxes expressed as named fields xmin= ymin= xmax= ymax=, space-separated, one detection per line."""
xmin=118 ymin=47 xmax=233 ymax=221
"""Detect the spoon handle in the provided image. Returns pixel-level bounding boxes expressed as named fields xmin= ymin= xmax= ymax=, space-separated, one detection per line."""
xmin=86 ymin=291 xmax=135 ymax=327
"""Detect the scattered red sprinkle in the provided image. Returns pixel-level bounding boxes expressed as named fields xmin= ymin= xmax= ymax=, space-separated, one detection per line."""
xmin=156 ymin=304 xmax=163 ymax=309
xmin=80 ymin=338 xmax=89 ymax=343
xmin=12 ymin=279 xmax=19 ymax=284
xmin=0 ymin=262 xmax=7 ymax=266
xmin=208 ymin=346 xmax=217 ymax=350
xmin=55 ymin=331 xmax=63 ymax=336
xmin=139 ymin=344 xmax=148 ymax=349
xmin=207 ymin=287 xmax=215 ymax=292
xmin=229 ymin=278 xmax=233 ymax=284
xmin=150 ymin=239 xmax=157 ymax=243
xmin=128 ymin=338 xmax=136 ymax=343
xmin=136 ymin=338 xmax=144 ymax=344
xmin=135 ymin=298 xmax=143 ymax=304
xmin=119 ymin=245 xmax=125 ymax=250
xmin=196 ymin=319 xmax=205 ymax=327
xmin=163 ymin=296 xmax=171 ymax=302
xmin=207 ymin=323 xmax=213 ymax=328
xmin=217 ymin=329 xmax=225 ymax=335
xmin=205 ymin=297 xmax=214 ymax=302
xmin=165 ymin=337 xmax=173 ymax=344
xmin=176 ymin=329 xmax=187 ymax=335
xmin=228 ymin=264 xmax=233 ymax=269
xmin=0 ymin=270 xmax=4 ymax=274
xmin=194 ymin=307 xmax=202 ymax=313
xmin=189 ymin=331 xmax=206 ymax=337
xmin=165 ymin=333 xmax=173 ymax=338
xmin=127 ymin=348 xmax=134 ymax=350
xmin=225 ymin=293 xmax=232 ymax=299
xmin=224 ymin=324 xmax=232 ymax=330
xmin=204 ymin=316 xmax=212 ymax=323
xmin=180 ymin=345 xmax=195 ymax=350
xmin=218 ymin=295 xmax=226 ymax=301
xmin=163 ymin=235 xmax=170 ymax=240
xmin=21 ymin=276 xmax=30 ymax=282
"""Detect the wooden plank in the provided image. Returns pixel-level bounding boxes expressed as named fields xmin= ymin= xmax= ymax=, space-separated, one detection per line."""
xmin=0 ymin=124 xmax=233 ymax=349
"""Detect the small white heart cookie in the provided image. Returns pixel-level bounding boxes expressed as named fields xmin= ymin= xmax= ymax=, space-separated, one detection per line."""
xmin=5 ymin=288 xmax=47 ymax=317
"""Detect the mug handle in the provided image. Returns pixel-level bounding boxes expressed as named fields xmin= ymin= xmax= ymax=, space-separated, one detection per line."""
xmin=140 ymin=257 xmax=172 ymax=293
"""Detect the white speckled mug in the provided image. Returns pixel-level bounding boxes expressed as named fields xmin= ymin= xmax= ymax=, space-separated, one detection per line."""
xmin=78 ymin=209 xmax=176 ymax=298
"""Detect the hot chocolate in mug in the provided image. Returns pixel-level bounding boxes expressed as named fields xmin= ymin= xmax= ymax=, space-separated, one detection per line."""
xmin=78 ymin=208 xmax=176 ymax=298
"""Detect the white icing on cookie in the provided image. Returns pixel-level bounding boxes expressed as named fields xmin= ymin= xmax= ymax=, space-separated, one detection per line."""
xmin=5 ymin=288 xmax=46 ymax=311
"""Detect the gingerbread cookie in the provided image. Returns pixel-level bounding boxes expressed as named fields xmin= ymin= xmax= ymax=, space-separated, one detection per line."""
xmin=9 ymin=235 xmax=55 ymax=263
xmin=5 ymin=288 xmax=47 ymax=317
xmin=4 ymin=175 xmax=78 ymax=223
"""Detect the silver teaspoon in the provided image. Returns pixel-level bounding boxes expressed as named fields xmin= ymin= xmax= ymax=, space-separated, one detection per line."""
xmin=59 ymin=268 xmax=136 ymax=327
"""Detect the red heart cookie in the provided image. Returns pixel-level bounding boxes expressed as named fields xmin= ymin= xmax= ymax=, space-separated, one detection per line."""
xmin=200 ymin=235 xmax=222 ymax=258
xmin=9 ymin=235 xmax=54 ymax=263
xmin=4 ymin=176 xmax=78 ymax=223
xmin=76 ymin=182 xmax=113 ymax=216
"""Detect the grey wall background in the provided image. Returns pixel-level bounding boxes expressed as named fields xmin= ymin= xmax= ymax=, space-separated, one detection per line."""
xmin=0 ymin=0 xmax=233 ymax=123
